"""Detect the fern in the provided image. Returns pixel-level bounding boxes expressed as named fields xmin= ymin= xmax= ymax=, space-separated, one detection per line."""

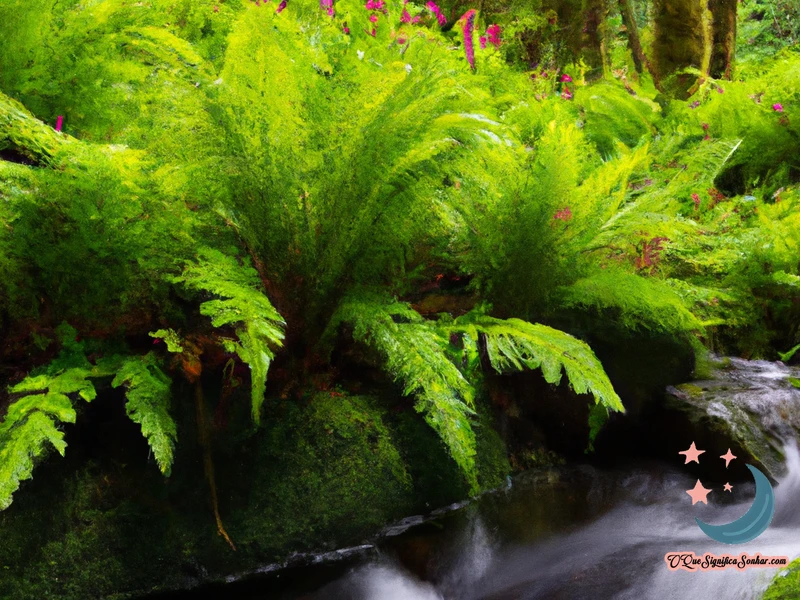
xmin=324 ymin=294 xmax=479 ymax=490
xmin=0 ymin=411 xmax=70 ymax=511
xmin=560 ymin=270 xmax=704 ymax=333
xmin=111 ymin=354 xmax=177 ymax=476
xmin=1 ymin=324 xmax=179 ymax=508
xmin=171 ymin=248 xmax=285 ymax=424
xmin=450 ymin=310 xmax=624 ymax=414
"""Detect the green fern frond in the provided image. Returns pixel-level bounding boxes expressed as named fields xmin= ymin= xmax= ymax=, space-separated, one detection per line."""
xmin=451 ymin=311 xmax=624 ymax=414
xmin=560 ymin=270 xmax=703 ymax=334
xmin=0 ymin=411 xmax=70 ymax=511
xmin=112 ymin=354 xmax=177 ymax=476
xmin=325 ymin=294 xmax=478 ymax=491
xmin=172 ymin=248 xmax=285 ymax=424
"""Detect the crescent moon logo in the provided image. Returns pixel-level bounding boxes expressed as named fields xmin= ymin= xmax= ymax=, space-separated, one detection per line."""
xmin=695 ymin=464 xmax=775 ymax=544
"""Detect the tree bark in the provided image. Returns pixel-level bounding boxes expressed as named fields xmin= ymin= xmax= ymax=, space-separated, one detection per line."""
xmin=651 ymin=0 xmax=711 ymax=98
xmin=618 ymin=0 xmax=648 ymax=75
xmin=708 ymin=0 xmax=736 ymax=79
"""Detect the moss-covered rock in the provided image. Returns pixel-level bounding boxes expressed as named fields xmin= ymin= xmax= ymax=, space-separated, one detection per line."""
xmin=0 ymin=388 xmax=510 ymax=600
xmin=763 ymin=558 xmax=800 ymax=600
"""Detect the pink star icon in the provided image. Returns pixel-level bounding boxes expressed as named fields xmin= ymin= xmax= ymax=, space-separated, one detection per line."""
xmin=686 ymin=480 xmax=712 ymax=505
xmin=721 ymin=449 xmax=737 ymax=468
xmin=679 ymin=441 xmax=706 ymax=464
xmin=723 ymin=483 xmax=733 ymax=493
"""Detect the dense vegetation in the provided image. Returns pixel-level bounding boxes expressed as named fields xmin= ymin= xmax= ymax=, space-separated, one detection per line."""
xmin=0 ymin=0 xmax=799 ymax=596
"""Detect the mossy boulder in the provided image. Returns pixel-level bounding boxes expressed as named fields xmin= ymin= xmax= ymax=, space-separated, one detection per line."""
xmin=0 ymin=388 xmax=509 ymax=599
xmin=764 ymin=558 xmax=800 ymax=600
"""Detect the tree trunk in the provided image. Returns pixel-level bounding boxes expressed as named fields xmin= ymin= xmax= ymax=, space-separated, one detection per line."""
xmin=651 ymin=0 xmax=712 ymax=98
xmin=708 ymin=0 xmax=736 ymax=79
xmin=618 ymin=0 xmax=648 ymax=75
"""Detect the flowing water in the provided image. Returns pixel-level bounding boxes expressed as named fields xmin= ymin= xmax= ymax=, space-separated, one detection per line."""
xmin=161 ymin=359 xmax=800 ymax=599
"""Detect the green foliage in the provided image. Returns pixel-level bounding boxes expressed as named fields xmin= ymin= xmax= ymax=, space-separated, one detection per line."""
xmin=0 ymin=326 xmax=178 ymax=508
xmin=325 ymin=294 xmax=479 ymax=489
xmin=171 ymin=248 xmax=285 ymax=424
xmin=763 ymin=558 xmax=800 ymax=600
xmin=111 ymin=354 xmax=177 ymax=476
xmin=453 ymin=310 xmax=624 ymax=413
xmin=0 ymin=407 xmax=72 ymax=511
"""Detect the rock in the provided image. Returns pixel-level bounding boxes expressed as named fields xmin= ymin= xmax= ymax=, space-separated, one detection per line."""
xmin=664 ymin=357 xmax=800 ymax=480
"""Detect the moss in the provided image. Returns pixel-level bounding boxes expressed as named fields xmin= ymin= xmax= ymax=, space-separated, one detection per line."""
xmin=227 ymin=393 xmax=415 ymax=556
xmin=0 ymin=388 xmax=512 ymax=599
xmin=763 ymin=558 xmax=800 ymax=600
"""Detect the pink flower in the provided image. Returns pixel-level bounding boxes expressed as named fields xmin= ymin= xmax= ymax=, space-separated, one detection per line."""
xmin=276 ymin=0 xmax=286 ymax=12
xmin=369 ymin=27 xmax=376 ymax=36
xmin=365 ymin=0 xmax=375 ymax=8
xmin=560 ymin=73 xmax=572 ymax=83
xmin=701 ymin=122 xmax=709 ymax=131
xmin=401 ymin=8 xmax=411 ymax=22
xmin=554 ymin=207 xmax=573 ymax=221
xmin=690 ymin=100 xmax=700 ymax=109
xmin=343 ymin=23 xmax=350 ymax=34
xmin=397 ymin=36 xmax=406 ymax=44
xmin=486 ymin=24 xmax=501 ymax=47
xmin=479 ymin=36 xmax=487 ymax=49
xmin=412 ymin=16 xmax=420 ymax=23
xmin=717 ymin=87 xmax=724 ymax=94
xmin=461 ymin=10 xmax=476 ymax=70
xmin=426 ymin=1 xmax=438 ymax=11
xmin=369 ymin=13 xmax=378 ymax=22
xmin=55 ymin=115 xmax=63 ymax=132
xmin=562 ymin=88 xmax=573 ymax=100
xmin=437 ymin=12 xmax=446 ymax=25
xmin=691 ymin=192 xmax=700 ymax=210
xmin=773 ymin=103 xmax=784 ymax=112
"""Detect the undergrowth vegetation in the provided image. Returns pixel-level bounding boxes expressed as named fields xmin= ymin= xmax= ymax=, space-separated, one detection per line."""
xmin=0 ymin=0 xmax=799 ymax=555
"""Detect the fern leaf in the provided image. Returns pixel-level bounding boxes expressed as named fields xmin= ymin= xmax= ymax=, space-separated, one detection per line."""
xmin=325 ymin=294 xmax=479 ymax=491
xmin=452 ymin=312 xmax=624 ymax=414
xmin=112 ymin=354 xmax=177 ymax=477
xmin=172 ymin=248 xmax=285 ymax=424
xmin=0 ymin=411 xmax=70 ymax=511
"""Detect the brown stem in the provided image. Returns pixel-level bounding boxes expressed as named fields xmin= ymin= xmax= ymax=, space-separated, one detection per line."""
xmin=194 ymin=381 xmax=237 ymax=551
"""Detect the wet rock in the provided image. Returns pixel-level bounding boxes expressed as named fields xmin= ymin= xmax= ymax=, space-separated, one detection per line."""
xmin=664 ymin=357 xmax=800 ymax=479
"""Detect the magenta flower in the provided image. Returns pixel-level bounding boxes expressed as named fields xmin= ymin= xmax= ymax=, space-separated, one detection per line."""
xmin=365 ymin=0 xmax=375 ymax=9
xmin=689 ymin=100 xmax=700 ymax=109
xmin=773 ymin=103 xmax=784 ymax=112
xmin=486 ymin=24 xmax=501 ymax=47
xmin=437 ymin=12 xmax=446 ymax=25
xmin=560 ymin=73 xmax=572 ymax=83
xmin=426 ymin=1 xmax=438 ymax=11
xmin=55 ymin=115 xmax=63 ymax=132
xmin=553 ymin=207 xmax=573 ymax=221
xmin=401 ymin=8 xmax=411 ymax=22
xmin=479 ymin=36 xmax=487 ymax=49
xmin=276 ymin=0 xmax=286 ymax=12
xmin=343 ymin=22 xmax=350 ymax=34
xmin=461 ymin=9 xmax=476 ymax=70
xmin=369 ymin=13 xmax=378 ymax=22
xmin=562 ymin=88 xmax=573 ymax=100
xmin=369 ymin=27 xmax=376 ymax=36
xmin=412 ymin=15 xmax=420 ymax=23
xmin=397 ymin=36 xmax=407 ymax=44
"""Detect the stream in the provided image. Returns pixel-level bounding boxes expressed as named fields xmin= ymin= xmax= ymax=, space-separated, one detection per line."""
xmin=160 ymin=359 xmax=800 ymax=599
